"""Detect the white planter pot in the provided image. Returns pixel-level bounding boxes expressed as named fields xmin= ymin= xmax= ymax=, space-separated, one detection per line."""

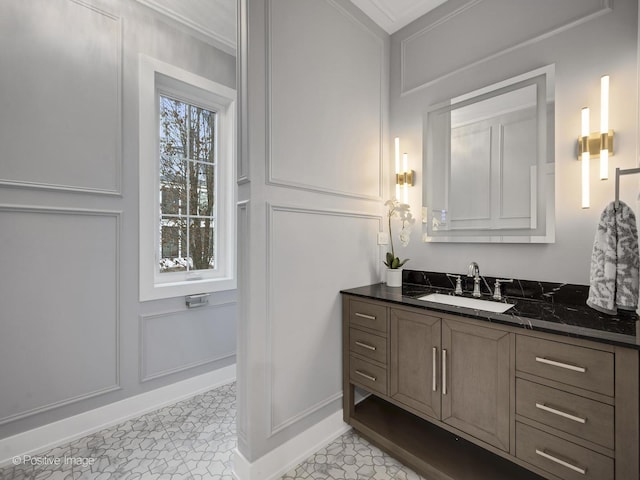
xmin=386 ymin=268 xmax=403 ymax=287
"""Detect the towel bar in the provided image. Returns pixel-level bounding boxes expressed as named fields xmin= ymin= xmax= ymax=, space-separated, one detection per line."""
xmin=615 ymin=167 xmax=640 ymax=208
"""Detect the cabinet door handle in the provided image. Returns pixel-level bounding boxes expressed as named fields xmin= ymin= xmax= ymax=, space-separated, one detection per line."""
xmin=432 ymin=347 xmax=437 ymax=392
xmin=535 ymin=449 xmax=586 ymax=475
xmin=354 ymin=370 xmax=376 ymax=382
xmin=355 ymin=341 xmax=376 ymax=351
xmin=355 ymin=312 xmax=376 ymax=321
xmin=535 ymin=403 xmax=587 ymax=424
xmin=442 ymin=349 xmax=447 ymax=395
xmin=535 ymin=357 xmax=586 ymax=373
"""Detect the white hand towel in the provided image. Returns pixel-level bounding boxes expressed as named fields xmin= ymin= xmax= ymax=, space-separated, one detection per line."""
xmin=587 ymin=201 xmax=640 ymax=315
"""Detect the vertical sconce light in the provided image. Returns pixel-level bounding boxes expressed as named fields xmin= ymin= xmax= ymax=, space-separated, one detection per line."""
xmin=577 ymin=75 xmax=615 ymax=209
xmin=600 ymin=75 xmax=609 ymax=180
xmin=581 ymin=107 xmax=590 ymax=209
xmin=394 ymin=137 xmax=401 ymax=201
xmin=394 ymin=137 xmax=415 ymax=203
xmin=402 ymin=152 xmax=409 ymax=203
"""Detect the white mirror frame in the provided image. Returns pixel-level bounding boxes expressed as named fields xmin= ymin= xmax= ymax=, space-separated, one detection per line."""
xmin=422 ymin=64 xmax=555 ymax=243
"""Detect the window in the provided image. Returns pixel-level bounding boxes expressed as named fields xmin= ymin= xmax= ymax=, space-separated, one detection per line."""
xmin=139 ymin=55 xmax=236 ymax=301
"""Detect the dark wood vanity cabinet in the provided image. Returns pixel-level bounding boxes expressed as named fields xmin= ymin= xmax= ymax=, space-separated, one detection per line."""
xmin=389 ymin=308 xmax=441 ymax=419
xmin=389 ymin=309 xmax=510 ymax=451
xmin=342 ymin=294 xmax=640 ymax=480
xmin=441 ymin=317 xmax=511 ymax=451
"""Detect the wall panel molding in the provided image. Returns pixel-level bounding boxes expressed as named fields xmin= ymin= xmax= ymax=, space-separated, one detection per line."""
xmin=237 ymin=0 xmax=250 ymax=185
xmin=401 ymin=0 xmax=611 ymax=95
xmin=0 ymin=0 xmax=123 ymax=195
xmin=0 ymin=205 xmax=120 ymax=425
xmin=265 ymin=203 xmax=382 ymax=436
xmin=139 ymin=302 xmax=237 ymax=382
xmin=236 ymin=200 xmax=250 ymax=445
xmin=265 ymin=0 xmax=384 ymax=201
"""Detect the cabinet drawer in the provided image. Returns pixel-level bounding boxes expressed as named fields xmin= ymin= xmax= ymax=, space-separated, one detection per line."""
xmin=350 ymin=355 xmax=387 ymax=395
xmin=350 ymin=328 xmax=387 ymax=364
xmin=516 ymin=379 xmax=614 ymax=449
xmin=516 ymin=423 xmax=613 ymax=480
xmin=516 ymin=335 xmax=613 ymax=396
xmin=349 ymin=300 xmax=387 ymax=333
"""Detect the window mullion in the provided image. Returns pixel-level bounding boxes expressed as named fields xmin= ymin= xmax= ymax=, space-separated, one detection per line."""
xmin=186 ymin=105 xmax=191 ymax=272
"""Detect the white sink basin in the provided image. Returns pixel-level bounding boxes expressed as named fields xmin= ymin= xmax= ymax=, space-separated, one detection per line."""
xmin=417 ymin=293 xmax=515 ymax=313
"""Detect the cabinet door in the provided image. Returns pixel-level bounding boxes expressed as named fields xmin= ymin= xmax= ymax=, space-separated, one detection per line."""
xmin=390 ymin=309 xmax=441 ymax=420
xmin=442 ymin=318 xmax=510 ymax=451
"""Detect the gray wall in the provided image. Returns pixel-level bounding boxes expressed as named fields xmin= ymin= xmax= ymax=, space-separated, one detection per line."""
xmin=237 ymin=0 xmax=389 ymax=461
xmin=0 ymin=0 xmax=236 ymax=440
xmin=390 ymin=0 xmax=639 ymax=284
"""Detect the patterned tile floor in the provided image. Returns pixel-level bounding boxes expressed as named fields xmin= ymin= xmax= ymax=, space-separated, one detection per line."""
xmin=0 ymin=382 xmax=425 ymax=480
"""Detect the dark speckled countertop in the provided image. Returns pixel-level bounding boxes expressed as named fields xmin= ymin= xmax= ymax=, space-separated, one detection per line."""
xmin=341 ymin=270 xmax=640 ymax=350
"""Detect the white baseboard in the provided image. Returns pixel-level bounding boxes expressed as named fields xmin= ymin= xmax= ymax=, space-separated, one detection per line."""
xmin=0 ymin=364 xmax=236 ymax=467
xmin=232 ymin=410 xmax=350 ymax=480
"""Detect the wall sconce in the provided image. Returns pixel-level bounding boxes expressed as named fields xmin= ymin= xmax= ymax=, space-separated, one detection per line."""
xmin=577 ymin=75 xmax=615 ymax=208
xmin=394 ymin=137 xmax=415 ymax=203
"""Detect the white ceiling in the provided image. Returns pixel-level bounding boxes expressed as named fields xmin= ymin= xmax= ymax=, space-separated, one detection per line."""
xmin=137 ymin=0 xmax=447 ymax=55
xmin=349 ymin=0 xmax=449 ymax=33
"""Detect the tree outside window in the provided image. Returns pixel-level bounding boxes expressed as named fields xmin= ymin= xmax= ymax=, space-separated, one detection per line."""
xmin=159 ymin=95 xmax=217 ymax=273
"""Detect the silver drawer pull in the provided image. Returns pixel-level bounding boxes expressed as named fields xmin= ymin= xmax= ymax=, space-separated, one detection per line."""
xmin=442 ymin=349 xmax=447 ymax=396
xmin=535 ymin=403 xmax=587 ymax=424
xmin=354 ymin=370 xmax=376 ymax=382
xmin=432 ymin=347 xmax=437 ymax=392
xmin=355 ymin=341 xmax=376 ymax=351
xmin=535 ymin=449 xmax=586 ymax=475
xmin=535 ymin=356 xmax=587 ymax=373
xmin=355 ymin=312 xmax=376 ymax=321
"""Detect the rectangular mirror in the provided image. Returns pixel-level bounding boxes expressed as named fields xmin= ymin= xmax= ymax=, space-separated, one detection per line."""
xmin=423 ymin=65 xmax=555 ymax=243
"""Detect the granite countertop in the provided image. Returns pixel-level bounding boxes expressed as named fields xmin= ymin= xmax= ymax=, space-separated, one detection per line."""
xmin=341 ymin=270 xmax=640 ymax=350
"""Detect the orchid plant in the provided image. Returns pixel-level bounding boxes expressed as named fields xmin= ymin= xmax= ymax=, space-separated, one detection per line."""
xmin=384 ymin=199 xmax=416 ymax=269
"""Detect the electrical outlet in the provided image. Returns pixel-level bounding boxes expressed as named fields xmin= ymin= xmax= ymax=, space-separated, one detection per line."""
xmin=377 ymin=232 xmax=389 ymax=245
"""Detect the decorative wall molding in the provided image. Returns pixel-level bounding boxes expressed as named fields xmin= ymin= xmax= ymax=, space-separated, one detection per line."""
xmin=0 ymin=205 xmax=121 ymax=426
xmin=401 ymin=0 xmax=612 ymax=95
xmin=0 ymin=365 xmax=236 ymax=468
xmin=265 ymin=0 xmax=384 ymax=201
xmin=0 ymin=0 xmax=123 ymax=195
xmin=139 ymin=302 xmax=237 ymax=382
xmin=269 ymin=392 xmax=343 ymax=436
xmin=235 ymin=200 xmax=250 ymax=446
xmin=134 ymin=0 xmax=236 ymax=56
xmin=0 ymin=180 xmax=123 ymax=197
xmin=265 ymin=204 xmax=382 ymax=436
xmin=237 ymin=0 xmax=250 ymax=185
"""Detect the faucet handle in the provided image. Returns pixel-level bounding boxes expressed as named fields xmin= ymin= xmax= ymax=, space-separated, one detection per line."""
xmin=493 ymin=279 xmax=513 ymax=300
xmin=446 ymin=273 xmax=463 ymax=295
xmin=467 ymin=261 xmax=479 ymax=277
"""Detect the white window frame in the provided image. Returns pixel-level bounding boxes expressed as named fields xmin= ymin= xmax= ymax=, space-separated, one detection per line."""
xmin=139 ymin=55 xmax=236 ymax=301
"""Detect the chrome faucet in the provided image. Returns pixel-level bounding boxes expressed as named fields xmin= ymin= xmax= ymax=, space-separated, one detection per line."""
xmin=467 ymin=262 xmax=481 ymax=297
xmin=493 ymin=279 xmax=513 ymax=301
xmin=446 ymin=273 xmax=463 ymax=295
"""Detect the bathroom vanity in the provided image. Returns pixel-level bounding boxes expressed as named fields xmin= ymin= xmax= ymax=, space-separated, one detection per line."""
xmin=341 ymin=273 xmax=640 ymax=480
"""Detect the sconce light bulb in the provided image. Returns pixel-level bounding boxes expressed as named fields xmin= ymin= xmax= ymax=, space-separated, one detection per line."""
xmin=394 ymin=137 xmax=400 ymax=175
xmin=600 ymin=149 xmax=609 ymax=180
xmin=582 ymin=150 xmax=590 ymax=209
xmin=581 ymin=107 xmax=590 ymax=137
xmin=601 ymin=75 xmax=609 ymax=134
xmin=394 ymin=137 xmax=401 ymax=201
xmin=600 ymin=75 xmax=609 ymax=180
xmin=402 ymin=153 xmax=409 ymax=204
